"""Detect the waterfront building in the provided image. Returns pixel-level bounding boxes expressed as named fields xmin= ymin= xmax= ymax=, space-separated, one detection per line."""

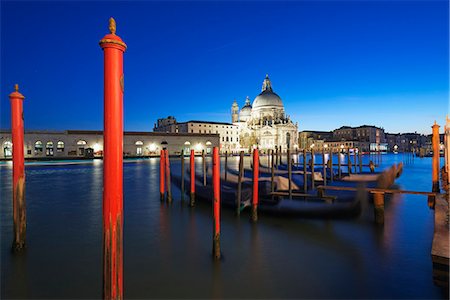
xmin=153 ymin=119 xmax=239 ymax=153
xmin=0 ymin=130 xmax=220 ymax=159
xmin=333 ymin=125 xmax=387 ymax=152
xmin=232 ymin=75 xmax=298 ymax=153
xmin=298 ymin=131 xmax=334 ymax=150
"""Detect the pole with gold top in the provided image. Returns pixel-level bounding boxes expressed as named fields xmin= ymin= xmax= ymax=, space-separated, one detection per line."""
xmin=10 ymin=84 xmax=26 ymax=252
xmin=431 ymin=121 xmax=440 ymax=192
xmin=99 ymin=17 xmax=126 ymax=300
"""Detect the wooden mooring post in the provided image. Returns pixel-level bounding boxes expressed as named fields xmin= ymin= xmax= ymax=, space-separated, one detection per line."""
xmin=202 ymin=149 xmax=206 ymax=186
xmin=322 ymin=148 xmax=327 ymax=186
xmin=358 ymin=150 xmax=362 ymax=173
xmin=190 ymin=149 xmax=195 ymax=206
xmin=252 ymin=148 xmax=259 ymax=222
xmin=212 ymin=147 xmax=221 ymax=260
xmin=159 ymin=150 xmax=165 ymax=201
xmin=347 ymin=148 xmax=352 ymax=174
xmin=10 ymin=84 xmax=26 ymax=252
xmin=237 ymin=151 xmax=244 ymax=216
xmin=224 ymin=151 xmax=228 ymax=182
xmin=288 ymin=148 xmax=292 ymax=199
xmin=338 ymin=151 xmax=342 ymax=178
xmin=311 ymin=148 xmax=315 ymax=190
xmin=432 ymin=121 xmax=441 ymax=192
xmin=329 ymin=149 xmax=333 ymax=182
xmin=165 ymin=149 xmax=172 ymax=203
xmin=303 ymin=149 xmax=307 ymax=193
xmin=372 ymin=191 xmax=385 ymax=224
xmin=271 ymin=149 xmax=275 ymax=195
xmin=100 ymin=18 xmax=126 ymax=299
xmin=180 ymin=150 xmax=185 ymax=201
xmin=353 ymin=148 xmax=357 ymax=174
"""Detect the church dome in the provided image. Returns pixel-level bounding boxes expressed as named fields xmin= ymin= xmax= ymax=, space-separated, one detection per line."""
xmin=239 ymin=96 xmax=252 ymax=121
xmin=252 ymin=75 xmax=284 ymax=110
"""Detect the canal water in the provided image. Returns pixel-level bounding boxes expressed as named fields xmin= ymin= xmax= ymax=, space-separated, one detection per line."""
xmin=0 ymin=154 xmax=447 ymax=299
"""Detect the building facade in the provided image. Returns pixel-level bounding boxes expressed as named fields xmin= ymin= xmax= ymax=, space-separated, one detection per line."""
xmin=0 ymin=130 xmax=220 ymax=159
xmin=232 ymin=75 xmax=298 ymax=153
xmin=333 ymin=125 xmax=387 ymax=152
xmin=154 ymin=119 xmax=239 ymax=153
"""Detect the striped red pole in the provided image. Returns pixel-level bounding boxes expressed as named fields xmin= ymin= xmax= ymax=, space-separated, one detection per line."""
xmin=9 ymin=84 xmax=26 ymax=252
xmin=252 ymin=148 xmax=259 ymax=222
xmin=159 ymin=149 xmax=165 ymax=201
xmin=212 ymin=147 xmax=221 ymax=259
xmin=165 ymin=149 xmax=172 ymax=203
xmin=99 ymin=17 xmax=126 ymax=300
xmin=190 ymin=149 xmax=195 ymax=206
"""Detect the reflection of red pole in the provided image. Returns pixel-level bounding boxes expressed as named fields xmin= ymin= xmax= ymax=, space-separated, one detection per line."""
xmin=99 ymin=17 xmax=126 ymax=300
xmin=159 ymin=149 xmax=165 ymax=201
xmin=10 ymin=84 xmax=26 ymax=252
xmin=212 ymin=147 xmax=221 ymax=259
xmin=165 ymin=149 xmax=172 ymax=203
xmin=252 ymin=148 xmax=259 ymax=222
xmin=190 ymin=149 xmax=195 ymax=206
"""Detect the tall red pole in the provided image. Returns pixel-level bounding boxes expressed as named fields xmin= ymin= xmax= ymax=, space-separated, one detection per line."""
xmin=212 ymin=147 xmax=221 ymax=259
xmin=165 ymin=149 xmax=172 ymax=203
xmin=99 ymin=17 xmax=126 ymax=300
xmin=159 ymin=149 xmax=165 ymax=201
xmin=432 ymin=121 xmax=440 ymax=192
xmin=9 ymin=84 xmax=26 ymax=251
xmin=190 ymin=149 xmax=195 ymax=206
xmin=252 ymin=148 xmax=259 ymax=222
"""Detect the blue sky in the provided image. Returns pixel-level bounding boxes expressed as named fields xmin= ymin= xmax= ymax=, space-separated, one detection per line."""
xmin=1 ymin=0 xmax=448 ymax=134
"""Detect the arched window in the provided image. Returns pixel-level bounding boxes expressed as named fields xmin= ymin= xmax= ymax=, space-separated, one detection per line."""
xmin=286 ymin=133 xmax=291 ymax=149
xmin=135 ymin=141 xmax=143 ymax=156
xmin=77 ymin=140 xmax=87 ymax=156
xmin=3 ymin=141 xmax=12 ymax=157
xmin=206 ymin=141 xmax=212 ymax=154
xmin=34 ymin=141 xmax=43 ymax=155
xmin=57 ymin=141 xmax=65 ymax=152
xmin=183 ymin=141 xmax=190 ymax=154
xmin=46 ymin=141 xmax=54 ymax=156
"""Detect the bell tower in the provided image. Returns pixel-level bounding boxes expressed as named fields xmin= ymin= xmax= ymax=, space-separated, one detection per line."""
xmin=231 ymin=99 xmax=239 ymax=123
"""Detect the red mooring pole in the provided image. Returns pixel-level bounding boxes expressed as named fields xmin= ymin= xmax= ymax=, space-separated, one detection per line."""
xmin=10 ymin=84 xmax=26 ymax=252
xmin=252 ymin=148 xmax=259 ymax=222
xmin=159 ymin=149 xmax=165 ymax=201
xmin=99 ymin=17 xmax=126 ymax=300
xmin=432 ymin=121 xmax=440 ymax=192
xmin=212 ymin=147 xmax=221 ymax=259
xmin=190 ymin=149 xmax=195 ymax=206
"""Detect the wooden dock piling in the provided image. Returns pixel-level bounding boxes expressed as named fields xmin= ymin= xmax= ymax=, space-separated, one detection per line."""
xmin=271 ymin=149 xmax=275 ymax=195
xmin=237 ymin=151 xmax=244 ymax=216
xmin=432 ymin=121 xmax=441 ymax=192
xmin=358 ymin=150 xmax=362 ymax=173
xmin=311 ymin=148 xmax=315 ymax=190
xmin=160 ymin=149 xmax=165 ymax=201
xmin=165 ymin=149 xmax=172 ymax=203
xmin=322 ymin=148 xmax=327 ymax=186
xmin=190 ymin=149 xmax=195 ymax=206
xmin=372 ymin=191 xmax=385 ymax=224
xmin=303 ymin=149 xmax=307 ymax=193
xmin=329 ymin=149 xmax=333 ymax=182
xmin=224 ymin=151 xmax=228 ymax=182
xmin=347 ymin=148 xmax=352 ymax=174
xmin=252 ymin=148 xmax=259 ymax=222
xmin=288 ymin=148 xmax=292 ymax=199
xmin=202 ymin=149 xmax=206 ymax=186
xmin=180 ymin=150 xmax=185 ymax=201
xmin=338 ymin=152 xmax=342 ymax=178
xmin=212 ymin=147 xmax=221 ymax=260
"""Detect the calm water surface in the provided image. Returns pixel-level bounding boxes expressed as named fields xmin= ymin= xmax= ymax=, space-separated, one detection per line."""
xmin=0 ymin=154 xmax=447 ymax=299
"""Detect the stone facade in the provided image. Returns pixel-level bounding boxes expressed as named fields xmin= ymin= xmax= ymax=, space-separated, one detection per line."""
xmin=0 ymin=130 xmax=220 ymax=159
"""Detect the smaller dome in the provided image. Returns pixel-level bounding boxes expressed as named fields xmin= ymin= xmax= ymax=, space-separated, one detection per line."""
xmin=239 ymin=96 xmax=252 ymax=121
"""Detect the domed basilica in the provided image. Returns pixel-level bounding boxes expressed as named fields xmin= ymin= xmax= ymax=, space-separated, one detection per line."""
xmin=231 ymin=75 xmax=298 ymax=152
